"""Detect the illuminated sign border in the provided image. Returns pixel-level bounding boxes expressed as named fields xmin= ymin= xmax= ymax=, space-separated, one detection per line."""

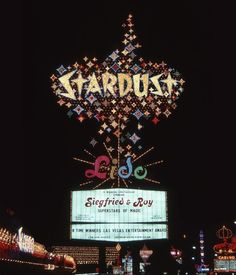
xmin=69 ymin=188 xmax=168 ymax=242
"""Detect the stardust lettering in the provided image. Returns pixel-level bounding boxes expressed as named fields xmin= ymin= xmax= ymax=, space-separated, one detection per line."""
xmin=58 ymin=72 xmax=172 ymax=100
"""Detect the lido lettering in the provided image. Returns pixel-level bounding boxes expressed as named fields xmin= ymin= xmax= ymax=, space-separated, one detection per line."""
xmin=85 ymin=156 xmax=147 ymax=180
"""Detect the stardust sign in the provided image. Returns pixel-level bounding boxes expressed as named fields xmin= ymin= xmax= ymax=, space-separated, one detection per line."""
xmin=51 ymin=14 xmax=185 ymax=136
xmin=70 ymin=188 xmax=168 ymax=241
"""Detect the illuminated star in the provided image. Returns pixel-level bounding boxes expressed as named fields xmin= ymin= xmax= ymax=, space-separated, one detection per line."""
xmin=50 ymin=74 xmax=57 ymax=81
xmin=72 ymin=73 xmax=88 ymax=96
xmin=161 ymin=73 xmax=177 ymax=94
xmin=77 ymin=115 xmax=85 ymax=122
xmin=179 ymin=78 xmax=185 ymax=86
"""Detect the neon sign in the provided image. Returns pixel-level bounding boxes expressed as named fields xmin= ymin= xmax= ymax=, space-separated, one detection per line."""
xmin=74 ymin=143 xmax=163 ymax=189
xmin=218 ymin=256 xmax=236 ymax=260
xmin=85 ymin=155 xmax=147 ymax=180
xmin=17 ymin=227 xmax=34 ymax=254
xmin=58 ymin=71 xmax=179 ymax=99
xmin=51 ymin=14 xmax=185 ymax=139
xmin=51 ymin=14 xmax=185 ymax=192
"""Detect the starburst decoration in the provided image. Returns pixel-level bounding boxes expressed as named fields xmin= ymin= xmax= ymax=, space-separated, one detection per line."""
xmin=73 ymin=140 xmax=163 ymax=189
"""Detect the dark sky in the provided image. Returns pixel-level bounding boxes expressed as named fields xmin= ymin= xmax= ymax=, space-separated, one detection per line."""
xmin=2 ymin=0 xmax=235 ymax=250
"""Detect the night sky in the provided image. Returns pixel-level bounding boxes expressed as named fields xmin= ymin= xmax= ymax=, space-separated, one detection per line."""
xmin=2 ymin=0 xmax=235 ymax=254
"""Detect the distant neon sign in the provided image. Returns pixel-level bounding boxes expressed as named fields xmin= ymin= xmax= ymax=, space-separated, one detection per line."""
xmin=17 ymin=227 xmax=34 ymax=254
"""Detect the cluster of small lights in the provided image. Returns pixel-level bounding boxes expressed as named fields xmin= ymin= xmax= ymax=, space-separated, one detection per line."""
xmin=0 ymin=228 xmax=17 ymax=245
xmin=52 ymin=246 xmax=99 ymax=265
xmin=195 ymin=231 xmax=210 ymax=272
xmin=170 ymin=246 xmax=182 ymax=265
xmin=0 ymin=227 xmax=76 ymax=271
xmin=199 ymin=230 xmax=205 ymax=264
xmin=105 ymin=246 xmax=120 ymax=263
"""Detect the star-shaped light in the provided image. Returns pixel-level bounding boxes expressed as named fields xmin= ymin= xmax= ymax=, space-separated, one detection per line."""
xmin=161 ymin=73 xmax=177 ymax=94
xmin=72 ymin=73 xmax=88 ymax=96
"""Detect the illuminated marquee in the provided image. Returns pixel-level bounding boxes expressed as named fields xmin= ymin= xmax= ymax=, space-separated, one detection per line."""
xmin=70 ymin=189 xmax=168 ymax=241
xmin=71 ymin=189 xmax=167 ymax=223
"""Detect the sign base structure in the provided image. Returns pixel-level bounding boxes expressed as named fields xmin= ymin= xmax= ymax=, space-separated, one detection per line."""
xmin=70 ymin=188 xmax=168 ymax=242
